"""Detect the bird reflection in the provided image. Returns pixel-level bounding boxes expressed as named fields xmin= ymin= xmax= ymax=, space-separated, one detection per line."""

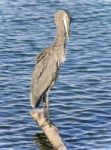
xmin=33 ymin=132 xmax=53 ymax=150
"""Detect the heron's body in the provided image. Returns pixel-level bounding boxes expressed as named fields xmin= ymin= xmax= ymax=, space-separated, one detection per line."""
xmin=30 ymin=10 xmax=70 ymax=117
xmin=30 ymin=40 xmax=65 ymax=108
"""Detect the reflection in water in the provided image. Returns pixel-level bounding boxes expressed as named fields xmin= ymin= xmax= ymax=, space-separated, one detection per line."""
xmin=33 ymin=133 xmax=53 ymax=150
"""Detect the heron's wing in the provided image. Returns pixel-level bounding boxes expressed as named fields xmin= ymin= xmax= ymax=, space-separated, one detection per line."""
xmin=30 ymin=48 xmax=59 ymax=107
xmin=35 ymin=47 xmax=52 ymax=63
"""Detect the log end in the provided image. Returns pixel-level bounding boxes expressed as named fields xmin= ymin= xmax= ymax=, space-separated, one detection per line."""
xmin=30 ymin=108 xmax=67 ymax=150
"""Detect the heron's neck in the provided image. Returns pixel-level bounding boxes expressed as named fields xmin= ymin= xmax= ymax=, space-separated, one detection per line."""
xmin=54 ymin=28 xmax=66 ymax=47
xmin=53 ymin=28 xmax=66 ymax=64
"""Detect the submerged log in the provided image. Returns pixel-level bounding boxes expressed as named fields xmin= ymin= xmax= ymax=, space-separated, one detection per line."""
xmin=30 ymin=109 xmax=67 ymax=150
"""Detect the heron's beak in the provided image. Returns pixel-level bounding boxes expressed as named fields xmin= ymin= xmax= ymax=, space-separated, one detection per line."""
xmin=63 ymin=17 xmax=70 ymax=42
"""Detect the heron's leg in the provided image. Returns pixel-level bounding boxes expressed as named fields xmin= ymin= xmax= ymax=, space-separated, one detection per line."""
xmin=43 ymin=94 xmax=49 ymax=121
xmin=43 ymin=93 xmax=50 ymax=122
xmin=43 ymin=96 xmax=46 ymax=115
xmin=46 ymin=95 xmax=49 ymax=121
xmin=45 ymin=82 xmax=55 ymax=121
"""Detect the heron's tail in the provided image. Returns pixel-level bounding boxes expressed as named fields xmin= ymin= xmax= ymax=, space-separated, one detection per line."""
xmin=30 ymin=92 xmax=41 ymax=108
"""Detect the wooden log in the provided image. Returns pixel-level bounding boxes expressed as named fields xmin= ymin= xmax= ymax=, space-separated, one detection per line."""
xmin=30 ymin=109 xmax=67 ymax=150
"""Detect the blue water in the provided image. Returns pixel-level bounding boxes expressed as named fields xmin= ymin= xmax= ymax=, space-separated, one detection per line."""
xmin=0 ymin=0 xmax=111 ymax=149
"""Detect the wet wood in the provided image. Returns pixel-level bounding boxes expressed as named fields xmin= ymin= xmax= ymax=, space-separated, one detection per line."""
xmin=30 ymin=109 xmax=67 ymax=150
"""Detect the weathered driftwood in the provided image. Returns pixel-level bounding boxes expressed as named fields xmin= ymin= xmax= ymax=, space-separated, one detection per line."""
xmin=30 ymin=109 xmax=67 ymax=150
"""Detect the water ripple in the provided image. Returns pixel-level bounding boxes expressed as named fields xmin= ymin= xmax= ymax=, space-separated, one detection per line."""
xmin=0 ymin=0 xmax=111 ymax=150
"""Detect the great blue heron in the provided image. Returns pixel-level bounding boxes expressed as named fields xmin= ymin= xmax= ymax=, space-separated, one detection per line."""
xmin=30 ymin=10 xmax=71 ymax=119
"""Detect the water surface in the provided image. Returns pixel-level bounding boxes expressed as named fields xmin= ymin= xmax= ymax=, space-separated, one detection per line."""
xmin=0 ymin=0 xmax=111 ymax=149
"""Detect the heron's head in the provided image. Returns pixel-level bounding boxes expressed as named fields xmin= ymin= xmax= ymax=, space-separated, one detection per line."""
xmin=54 ymin=10 xmax=71 ymax=41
